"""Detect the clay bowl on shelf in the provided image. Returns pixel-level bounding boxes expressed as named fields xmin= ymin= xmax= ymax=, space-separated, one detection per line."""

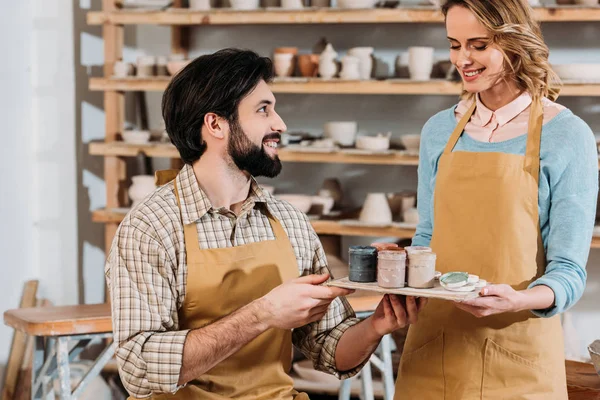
xmin=337 ymin=0 xmax=376 ymax=8
xmin=399 ymin=134 xmax=421 ymax=152
xmin=122 ymin=130 xmax=151 ymax=144
xmin=552 ymin=64 xmax=600 ymax=81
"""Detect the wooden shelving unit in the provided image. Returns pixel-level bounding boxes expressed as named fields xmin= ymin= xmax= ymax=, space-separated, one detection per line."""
xmin=89 ymin=77 xmax=600 ymax=96
xmin=87 ymin=6 xmax=600 ymax=26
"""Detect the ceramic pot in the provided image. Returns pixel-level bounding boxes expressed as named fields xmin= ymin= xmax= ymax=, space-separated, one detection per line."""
xmin=359 ymin=193 xmax=393 ymax=224
xmin=297 ymin=54 xmax=319 ymax=77
xmin=318 ymin=178 xmax=343 ymax=206
xmin=324 ymin=121 xmax=358 ymax=147
xmin=356 ymin=134 xmax=390 ymax=151
xmin=408 ymin=46 xmax=434 ymax=81
xmin=319 ymin=43 xmax=338 ymax=79
xmin=190 ymin=0 xmax=211 ymax=8
xmin=274 ymin=53 xmax=295 ymax=77
xmin=348 ymin=47 xmax=374 ymax=80
xmin=387 ymin=192 xmax=416 ymax=220
xmin=113 ymin=61 xmax=134 ymax=77
xmin=129 ymin=175 xmax=156 ymax=207
xmin=403 ymin=207 xmax=419 ymax=224
xmin=340 ymin=55 xmax=361 ymax=80
xmin=281 ymin=0 xmax=304 ymax=8
xmin=229 ymin=0 xmax=260 ymax=9
xmin=311 ymin=195 xmax=335 ymax=215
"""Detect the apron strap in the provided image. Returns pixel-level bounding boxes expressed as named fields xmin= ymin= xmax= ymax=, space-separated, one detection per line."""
xmin=523 ymin=99 xmax=544 ymax=185
xmin=155 ymin=169 xmax=180 ymax=186
xmin=443 ymin=100 xmax=477 ymax=154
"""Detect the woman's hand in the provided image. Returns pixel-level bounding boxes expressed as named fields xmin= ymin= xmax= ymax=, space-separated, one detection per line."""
xmin=454 ymin=284 xmax=527 ymax=318
xmin=369 ymin=294 xmax=428 ymax=336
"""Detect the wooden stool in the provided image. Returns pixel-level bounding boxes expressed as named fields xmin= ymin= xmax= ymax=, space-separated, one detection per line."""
xmin=339 ymin=294 xmax=395 ymax=400
xmin=4 ymin=304 xmax=114 ymax=400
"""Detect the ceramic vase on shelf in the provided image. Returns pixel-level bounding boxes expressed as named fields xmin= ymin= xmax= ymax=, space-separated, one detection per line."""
xmin=359 ymin=193 xmax=393 ymax=225
xmin=318 ymin=43 xmax=338 ymax=79
xmin=274 ymin=53 xmax=295 ymax=77
xmin=340 ymin=55 xmax=361 ymax=80
xmin=129 ymin=175 xmax=156 ymax=207
xmin=347 ymin=47 xmax=374 ymax=80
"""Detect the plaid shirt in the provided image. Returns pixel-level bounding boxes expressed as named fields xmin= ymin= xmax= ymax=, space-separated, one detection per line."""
xmin=105 ymin=164 xmax=361 ymax=398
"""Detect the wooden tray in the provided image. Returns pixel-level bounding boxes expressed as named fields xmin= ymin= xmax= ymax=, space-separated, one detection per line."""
xmin=327 ymin=277 xmax=482 ymax=301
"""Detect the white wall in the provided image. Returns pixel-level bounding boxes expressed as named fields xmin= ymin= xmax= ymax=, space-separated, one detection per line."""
xmin=0 ymin=0 xmax=78 ymax=369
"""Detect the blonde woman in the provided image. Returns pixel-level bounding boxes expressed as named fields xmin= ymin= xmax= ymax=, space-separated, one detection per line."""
xmin=397 ymin=0 xmax=598 ymax=398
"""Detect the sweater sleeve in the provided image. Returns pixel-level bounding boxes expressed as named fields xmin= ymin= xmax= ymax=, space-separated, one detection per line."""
xmin=529 ymin=117 xmax=598 ymax=317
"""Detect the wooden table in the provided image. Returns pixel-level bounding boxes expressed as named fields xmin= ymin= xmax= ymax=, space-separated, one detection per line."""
xmin=567 ymin=360 xmax=600 ymax=399
xmin=4 ymin=304 xmax=113 ymax=400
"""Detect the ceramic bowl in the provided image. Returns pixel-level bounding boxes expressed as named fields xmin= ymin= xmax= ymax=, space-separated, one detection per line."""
xmin=311 ymin=195 xmax=334 ymax=215
xmin=588 ymin=340 xmax=600 ymax=376
xmin=552 ymin=64 xmax=600 ymax=81
xmin=324 ymin=121 xmax=358 ymax=147
xmin=277 ymin=194 xmax=313 ymax=213
xmin=400 ymin=134 xmax=421 ymax=151
xmin=230 ymin=0 xmax=260 ymax=9
xmin=167 ymin=60 xmax=191 ymax=76
xmin=122 ymin=130 xmax=151 ymax=144
xmin=337 ymin=0 xmax=376 ymax=8
xmin=356 ymin=135 xmax=390 ymax=151
xmin=293 ymin=360 xmax=340 ymax=385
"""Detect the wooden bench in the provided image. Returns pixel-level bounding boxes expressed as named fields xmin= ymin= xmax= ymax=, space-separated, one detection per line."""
xmin=3 ymin=304 xmax=114 ymax=400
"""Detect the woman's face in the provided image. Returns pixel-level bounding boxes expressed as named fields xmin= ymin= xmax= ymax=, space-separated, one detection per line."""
xmin=446 ymin=6 xmax=507 ymax=94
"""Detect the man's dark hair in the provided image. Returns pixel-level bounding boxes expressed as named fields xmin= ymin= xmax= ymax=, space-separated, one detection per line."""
xmin=162 ymin=48 xmax=274 ymax=165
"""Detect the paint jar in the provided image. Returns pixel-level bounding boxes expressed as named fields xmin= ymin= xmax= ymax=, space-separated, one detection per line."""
xmin=407 ymin=251 xmax=436 ymax=288
xmin=377 ymin=249 xmax=406 ymax=288
xmin=348 ymin=246 xmax=377 ymax=282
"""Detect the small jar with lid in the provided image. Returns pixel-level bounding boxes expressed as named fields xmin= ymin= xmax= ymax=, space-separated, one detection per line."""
xmin=407 ymin=251 xmax=436 ymax=288
xmin=348 ymin=246 xmax=377 ymax=282
xmin=377 ymin=249 xmax=406 ymax=288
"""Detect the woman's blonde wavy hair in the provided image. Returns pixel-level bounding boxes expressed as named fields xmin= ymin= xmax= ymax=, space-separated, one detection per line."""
xmin=441 ymin=0 xmax=561 ymax=101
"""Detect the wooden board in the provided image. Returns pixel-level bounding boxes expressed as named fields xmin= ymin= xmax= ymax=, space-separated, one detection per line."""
xmin=566 ymin=360 xmax=600 ymax=399
xmin=328 ymin=276 xmax=481 ymax=301
xmin=2 ymin=280 xmax=38 ymax=400
xmin=3 ymin=304 xmax=112 ymax=337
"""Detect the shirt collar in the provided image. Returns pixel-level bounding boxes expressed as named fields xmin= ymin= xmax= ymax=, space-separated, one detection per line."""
xmin=175 ymin=164 xmax=268 ymax=224
xmin=475 ymin=91 xmax=532 ymax=127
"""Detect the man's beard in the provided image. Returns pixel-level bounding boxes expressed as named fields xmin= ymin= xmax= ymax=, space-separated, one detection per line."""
xmin=227 ymin=118 xmax=282 ymax=178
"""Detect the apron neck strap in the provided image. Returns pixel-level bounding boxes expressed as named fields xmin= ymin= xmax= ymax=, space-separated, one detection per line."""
xmin=523 ymin=98 xmax=544 ymax=185
xmin=443 ymin=100 xmax=477 ymax=155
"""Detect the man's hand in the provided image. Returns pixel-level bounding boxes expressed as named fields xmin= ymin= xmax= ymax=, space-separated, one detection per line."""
xmin=260 ymin=274 xmax=354 ymax=330
xmin=368 ymin=295 xmax=427 ymax=337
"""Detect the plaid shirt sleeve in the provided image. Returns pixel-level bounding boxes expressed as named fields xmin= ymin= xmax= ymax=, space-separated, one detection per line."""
xmin=106 ymin=215 xmax=189 ymax=398
xmin=291 ymin=224 xmax=364 ymax=379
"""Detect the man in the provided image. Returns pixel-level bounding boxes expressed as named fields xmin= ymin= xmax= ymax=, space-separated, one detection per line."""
xmin=106 ymin=48 xmax=425 ymax=399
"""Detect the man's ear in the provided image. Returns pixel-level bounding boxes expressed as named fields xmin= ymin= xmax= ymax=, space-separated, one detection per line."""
xmin=204 ymin=112 xmax=227 ymax=140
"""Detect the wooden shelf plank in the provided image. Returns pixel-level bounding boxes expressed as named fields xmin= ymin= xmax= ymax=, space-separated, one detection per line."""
xmin=88 ymin=141 xmax=419 ymax=165
xmin=87 ymin=7 xmax=600 ymax=26
xmin=88 ymin=77 xmax=600 ymax=96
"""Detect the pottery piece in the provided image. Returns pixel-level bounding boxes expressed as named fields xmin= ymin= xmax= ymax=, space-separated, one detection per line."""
xmin=167 ymin=60 xmax=191 ymax=76
xmin=394 ymin=52 xmax=410 ymax=78
xmin=356 ymin=133 xmax=390 ymax=151
xmin=274 ymin=53 xmax=295 ymax=77
xmin=359 ymin=193 xmax=393 ymax=225
xmin=113 ymin=61 xmax=134 ymax=77
xmin=190 ymin=0 xmax=212 ymax=8
xmin=311 ymin=195 xmax=335 ymax=215
xmin=281 ymin=0 xmax=304 ymax=8
xmin=122 ymin=129 xmax=151 ymax=144
xmin=349 ymin=246 xmax=378 ymax=282
xmin=387 ymin=191 xmax=416 ymax=220
xmin=274 ymin=47 xmax=299 ymax=56
xmin=277 ymin=194 xmax=313 ymax=213
xmin=340 ymin=55 xmax=361 ymax=80
xmin=338 ymin=0 xmax=376 ymax=8
xmin=408 ymin=46 xmax=434 ymax=81
xmin=324 ymin=121 xmax=358 ymax=147
xmin=575 ymin=0 xmax=597 ymax=4
xmin=156 ymin=56 xmax=168 ymax=76
xmin=400 ymin=134 xmax=421 ymax=151
xmin=347 ymin=47 xmax=374 ymax=80
xmin=311 ymin=0 xmax=330 ymax=6
xmin=378 ymin=250 xmax=407 ymax=289
xmin=319 ymin=178 xmax=343 ymax=206
xmin=403 ymin=207 xmax=419 ymax=224
xmin=229 ymin=0 xmax=260 ymax=9
xmin=319 ymin=44 xmax=338 ymax=79
xmin=137 ymin=56 xmax=156 ymax=77
xmin=588 ymin=340 xmax=600 ymax=376
xmin=129 ymin=175 xmax=156 ymax=207
xmin=313 ymin=37 xmax=329 ymax=55
xmin=407 ymin=251 xmax=436 ymax=289
xmin=552 ymin=64 xmax=600 ymax=81
xmin=297 ymin=54 xmax=319 ymax=77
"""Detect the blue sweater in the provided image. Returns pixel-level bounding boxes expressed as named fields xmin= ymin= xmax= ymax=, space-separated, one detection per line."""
xmin=413 ymin=106 xmax=598 ymax=317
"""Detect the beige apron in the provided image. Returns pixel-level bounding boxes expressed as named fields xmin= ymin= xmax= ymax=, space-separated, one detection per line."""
xmin=132 ymin=170 xmax=309 ymax=400
xmin=395 ymin=100 xmax=567 ymax=399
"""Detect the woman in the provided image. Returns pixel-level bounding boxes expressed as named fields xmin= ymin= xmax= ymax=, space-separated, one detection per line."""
xmin=396 ymin=1 xmax=598 ymax=399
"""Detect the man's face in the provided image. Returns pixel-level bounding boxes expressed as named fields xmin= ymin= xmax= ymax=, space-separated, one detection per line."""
xmin=227 ymin=80 xmax=287 ymax=178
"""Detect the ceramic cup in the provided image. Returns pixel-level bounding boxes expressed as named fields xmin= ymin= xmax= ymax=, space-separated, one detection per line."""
xmin=281 ymin=0 xmax=304 ymax=8
xmin=349 ymin=246 xmax=378 ymax=282
xmin=356 ymin=134 xmax=390 ymax=151
xmin=229 ymin=0 xmax=260 ymax=9
xmin=190 ymin=0 xmax=211 ymax=9
xmin=347 ymin=47 xmax=374 ymax=80
xmin=324 ymin=121 xmax=358 ymax=147
xmin=274 ymin=53 xmax=295 ymax=77
xmin=340 ymin=55 xmax=361 ymax=80
xmin=359 ymin=193 xmax=393 ymax=225
xmin=113 ymin=61 xmax=133 ymax=78
xmin=408 ymin=46 xmax=434 ymax=81
xmin=407 ymin=251 xmax=436 ymax=288
xmin=297 ymin=54 xmax=319 ymax=77
xmin=378 ymin=250 xmax=407 ymax=289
